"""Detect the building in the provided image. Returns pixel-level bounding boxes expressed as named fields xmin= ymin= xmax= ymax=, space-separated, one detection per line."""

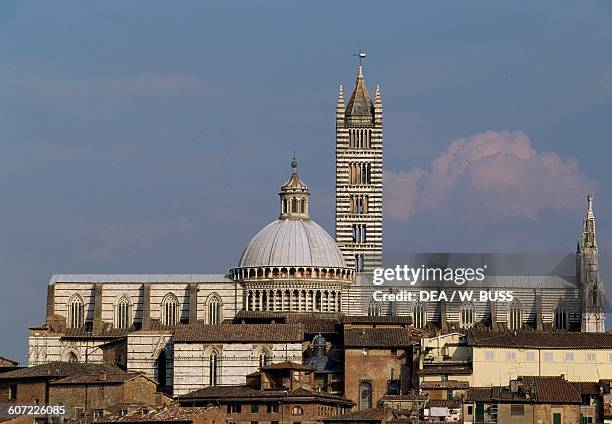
xmin=24 ymin=62 xmax=607 ymax=401
xmin=178 ymin=361 xmax=353 ymax=423
xmin=335 ymin=63 xmax=383 ymax=273
xmin=343 ymin=327 xmax=415 ymax=410
xmin=0 ymin=362 xmax=168 ymax=422
xmin=468 ymin=330 xmax=612 ymax=387
xmin=463 ymin=376 xmax=584 ymax=424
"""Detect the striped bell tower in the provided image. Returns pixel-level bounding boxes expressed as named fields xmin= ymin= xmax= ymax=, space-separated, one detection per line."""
xmin=335 ymin=63 xmax=383 ymax=273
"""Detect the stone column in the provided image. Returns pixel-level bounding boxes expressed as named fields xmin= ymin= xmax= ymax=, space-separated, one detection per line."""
xmin=142 ymin=284 xmax=151 ymax=330
xmin=188 ymin=283 xmax=198 ymax=323
xmin=93 ymin=283 xmax=103 ymax=332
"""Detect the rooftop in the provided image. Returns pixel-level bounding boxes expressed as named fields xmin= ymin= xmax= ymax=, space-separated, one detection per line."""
xmin=467 ymin=376 xmax=581 ymax=404
xmin=344 ymin=328 xmax=413 ymax=348
xmin=0 ymin=362 xmax=124 ymax=380
xmin=468 ymin=330 xmax=612 ymax=349
xmin=173 ymin=323 xmax=304 ymax=343
xmin=180 ymin=385 xmax=351 ymax=404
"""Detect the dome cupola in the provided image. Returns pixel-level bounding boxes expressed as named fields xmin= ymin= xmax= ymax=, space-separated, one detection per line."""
xmin=279 ymin=158 xmax=309 ymax=219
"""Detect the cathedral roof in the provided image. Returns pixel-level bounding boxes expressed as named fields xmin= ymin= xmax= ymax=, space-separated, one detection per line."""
xmin=237 ymin=218 xmax=346 ymax=268
xmin=345 ymin=65 xmax=373 ymax=118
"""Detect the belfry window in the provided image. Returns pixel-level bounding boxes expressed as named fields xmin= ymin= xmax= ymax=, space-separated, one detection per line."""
xmin=161 ymin=293 xmax=179 ymax=326
xmin=352 ymin=224 xmax=367 ymax=243
xmin=355 ymin=254 xmax=365 ymax=272
xmin=115 ymin=295 xmax=131 ymax=329
xmin=68 ymin=295 xmax=85 ymax=329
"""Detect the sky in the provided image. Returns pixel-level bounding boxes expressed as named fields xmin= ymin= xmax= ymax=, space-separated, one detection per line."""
xmin=1 ymin=1 xmax=611 ymax=362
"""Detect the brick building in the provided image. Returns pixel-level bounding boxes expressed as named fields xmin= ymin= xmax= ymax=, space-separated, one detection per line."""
xmin=464 ymin=376 xmax=583 ymax=424
xmin=343 ymin=327 xmax=415 ymax=411
xmin=179 ymin=361 xmax=353 ymax=423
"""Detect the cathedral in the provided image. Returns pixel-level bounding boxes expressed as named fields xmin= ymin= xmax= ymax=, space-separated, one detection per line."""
xmin=27 ymin=64 xmax=605 ymax=396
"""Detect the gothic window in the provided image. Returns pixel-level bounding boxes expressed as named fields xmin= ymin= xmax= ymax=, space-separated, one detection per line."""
xmin=413 ymin=303 xmax=426 ymax=329
xmin=554 ymin=302 xmax=568 ymax=330
xmin=68 ymin=294 xmax=85 ymax=329
xmin=257 ymin=347 xmax=271 ymax=369
xmin=359 ymin=381 xmax=372 ymax=410
xmin=460 ymin=303 xmax=476 ymax=329
xmin=367 ymin=301 xmax=381 ymax=316
xmin=67 ymin=351 xmax=78 ymax=363
xmin=115 ymin=295 xmax=131 ymax=329
xmin=355 ymin=254 xmax=365 ymax=272
xmin=161 ymin=293 xmax=179 ymax=326
xmin=206 ymin=294 xmax=222 ymax=325
xmin=508 ymin=301 xmax=522 ymax=330
xmin=209 ymin=351 xmax=220 ymax=386
xmin=593 ymin=286 xmax=600 ymax=308
xmin=352 ymin=224 xmax=367 ymax=243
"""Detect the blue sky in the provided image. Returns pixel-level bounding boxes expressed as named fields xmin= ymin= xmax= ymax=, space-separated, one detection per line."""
xmin=1 ymin=1 xmax=611 ymax=362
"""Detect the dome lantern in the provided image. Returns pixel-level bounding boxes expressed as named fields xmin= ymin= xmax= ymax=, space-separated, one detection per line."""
xmin=279 ymin=157 xmax=309 ymax=219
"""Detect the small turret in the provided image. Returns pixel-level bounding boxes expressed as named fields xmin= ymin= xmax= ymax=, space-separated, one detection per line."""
xmin=279 ymin=157 xmax=309 ymax=219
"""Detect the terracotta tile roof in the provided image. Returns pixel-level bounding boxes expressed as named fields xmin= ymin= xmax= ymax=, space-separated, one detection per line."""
xmin=344 ymin=328 xmax=412 ymax=347
xmin=180 ymin=385 xmax=351 ymax=405
xmin=421 ymin=380 xmax=469 ymax=390
xmin=0 ymin=362 xmax=124 ymax=380
xmin=381 ymin=393 xmax=427 ymax=401
xmin=321 ymin=408 xmax=385 ymax=422
xmin=467 ymin=376 xmax=581 ymax=404
xmin=174 ymin=323 xmax=304 ymax=342
xmin=235 ymin=311 xmax=341 ymax=334
xmin=261 ymin=361 xmax=313 ymax=371
xmin=420 ymin=364 xmax=472 ymax=375
xmin=571 ymin=381 xmax=600 ymax=395
xmin=63 ymin=326 xmax=132 ymax=339
xmin=0 ymin=356 xmax=19 ymax=366
xmin=428 ymin=399 xmax=462 ymax=408
xmin=99 ymin=405 xmax=215 ymax=423
xmin=469 ymin=330 xmax=612 ymax=349
xmin=341 ymin=315 xmax=412 ymax=325
xmin=50 ymin=372 xmax=150 ymax=385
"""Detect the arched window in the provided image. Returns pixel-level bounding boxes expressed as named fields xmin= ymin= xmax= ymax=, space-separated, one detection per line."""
xmin=292 ymin=406 xmax=303 ymax=416
xmin=68 ymin=294 xmax=84 ymax=329
xmin=207 ymin=294 xmax=222 ymax=325
xmin=291 ymin=198 xmax=297 ymax=213
xmin=508 ymin=300 xmax=523 ymax=330
xmin=413 ymin=303 xmax=426 ymax=329
xmin=156 ymin=350 xmax=167 ymax=390
xmin=460 ymin=303 xmax=476 ymax=329
xmin=355 ymin=254 xmax=365 ymax=272
xmin=67 ymin=351 xmax=79 ymax=363
xmin=115 ymin=295 xmax=131 ymax=329
xmin=209 ymin=351 xmax=220 ymax=386
xmin=554 ymin=301 xmax=568 ymax=330
xmin=367 ymin=301 xmax=381 ymax=317
xmin=161 ymin=293 xmax=179 ymax=326
xmin=359 ymin=381 xmax=372 ymax=410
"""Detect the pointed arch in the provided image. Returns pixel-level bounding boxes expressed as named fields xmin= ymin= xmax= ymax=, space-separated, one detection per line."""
xmin=67 ymin=294 xmax=85 ymax=329
xmin=253 ymin=345 xmax=272 ymax=369
xmin=413 ymin=302 xmax=426 ymax=329
xmin=67 ymin=350 xmax=79 ymax=363
xmin=206 ymin=293 xmax=223 ymax=325
xmin=115 ymin=294 xmax=132 ymax=329
xmin=205 ymin=346 xmax=222 ymax=387
xmin=508 ymin=299 xmax=523 ymax=330
xmin=161 ymin=293 xmax=179 ymax=326
xmin=554 ymin=300 xmax=569 ymax=330
xmin=460 ymin=302 xmax=476 ymax=329
xmin=155 ymin=349 xmax=168 ymax=391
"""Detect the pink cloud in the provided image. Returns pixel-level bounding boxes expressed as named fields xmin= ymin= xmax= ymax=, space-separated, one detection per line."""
xmin=385 ymin=130 xmax=599 ymax=221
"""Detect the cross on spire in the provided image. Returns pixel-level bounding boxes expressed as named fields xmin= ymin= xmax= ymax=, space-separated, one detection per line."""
xmin=353 ymin=49 xmax=366 ymax=67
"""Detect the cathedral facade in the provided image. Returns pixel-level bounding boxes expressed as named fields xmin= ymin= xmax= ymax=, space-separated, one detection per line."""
xmin=27 ymin=65 xmax=605 ymax=396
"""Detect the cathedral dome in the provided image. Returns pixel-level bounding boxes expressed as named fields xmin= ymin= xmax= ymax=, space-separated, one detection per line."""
xmin=230 ymin=159 xmax=353 ymax=285
xmin=238 ymin=218 xmax=346 ymax=268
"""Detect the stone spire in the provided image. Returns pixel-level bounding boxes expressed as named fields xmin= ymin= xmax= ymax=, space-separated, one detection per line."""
xmin=279 ymin=157 xmax=309 ymax=219
xmin=579 ymin=194 xmax=598 ymax=250
xmin=345 ymin=65 xmax=374 ymax=122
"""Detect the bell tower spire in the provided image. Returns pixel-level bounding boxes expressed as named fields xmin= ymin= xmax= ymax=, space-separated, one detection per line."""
xmin=335 ymin=55 xmax=383 ymax=273
xmin=578 ymin=194 xmax=605 ymax=332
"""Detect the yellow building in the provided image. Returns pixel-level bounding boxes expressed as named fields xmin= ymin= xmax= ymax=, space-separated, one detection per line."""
xmin=468 ymin=330 xmax=612 ymax=387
